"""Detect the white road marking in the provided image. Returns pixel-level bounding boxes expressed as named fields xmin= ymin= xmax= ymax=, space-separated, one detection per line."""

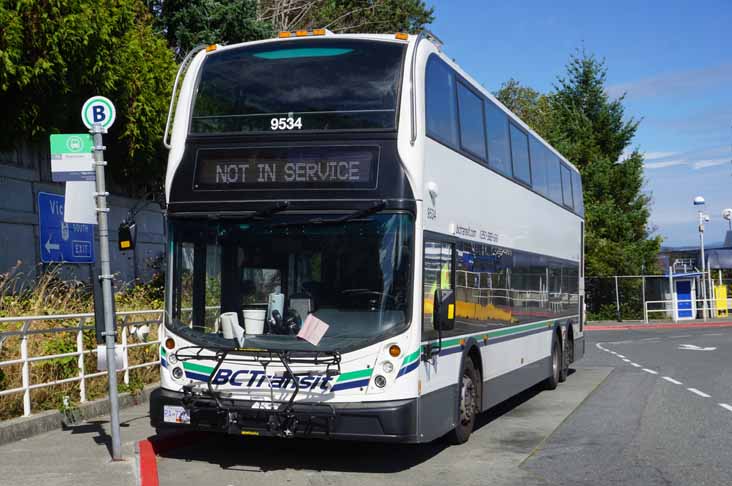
xmin=663 ymin=376 xmax=683 ymax=385
xmin=671 ymin=334 xmax=692 ymax=338
xmin=719 ymin=403 xmax=732 ymax=412
xmin=642 ymin=368 xmax=658 ymax=375
xmin=687 ymin=388 xmax=711 ymax=398
xmin=630 ymin=363 xmax=642 ymax=368
xmin=616 ymin=354 xmax=626 ymax=358
xmin=678 ymin=344 xmax=716 ymax=351
xmin=622 ymin=358 xmax=631 ymax=362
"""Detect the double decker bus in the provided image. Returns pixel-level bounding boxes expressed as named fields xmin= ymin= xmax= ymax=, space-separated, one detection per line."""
xmin=150 ymin=29 xmax=584 ymax=444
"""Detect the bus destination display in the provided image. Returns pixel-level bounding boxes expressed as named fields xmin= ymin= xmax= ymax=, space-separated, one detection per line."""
xmin=194 ymin=146 xmax=378 ymax=190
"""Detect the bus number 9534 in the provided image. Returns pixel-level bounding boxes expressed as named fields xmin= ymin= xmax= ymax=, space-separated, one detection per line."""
xmin=271 ymin=117 xmax=303 ymax=130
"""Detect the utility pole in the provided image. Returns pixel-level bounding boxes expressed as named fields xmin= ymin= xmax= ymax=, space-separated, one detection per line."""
xmin=694 ymin=196 xmax=708 ymax=320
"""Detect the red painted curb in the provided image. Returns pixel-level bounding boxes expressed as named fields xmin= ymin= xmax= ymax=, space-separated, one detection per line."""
xmin=586 ymin=321 xmax=732 ymax=331
xmin=137 ymin=439 xmax=159 ymax=486
xmin=137 ymin=432 xmax=207 ymax=486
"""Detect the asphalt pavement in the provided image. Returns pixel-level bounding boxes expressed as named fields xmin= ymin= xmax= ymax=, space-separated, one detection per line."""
xmin=523 ymin=326 xmax=732 ymax=486
xmin=3 ymin=326 xmax=730 ymax=486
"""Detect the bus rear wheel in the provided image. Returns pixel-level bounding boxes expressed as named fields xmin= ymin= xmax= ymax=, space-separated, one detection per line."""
xmin=448 ymin=359 xmax=480 ymax=444
xmin=544 ymin=337 xmax=560 ymax=390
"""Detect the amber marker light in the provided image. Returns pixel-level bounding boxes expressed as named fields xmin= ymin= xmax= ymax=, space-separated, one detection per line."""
xmin=395 ymin=32 xmax=409 ymax=40
xmin=205 ymin=44 xmax=218 ymax=52
xmin=165 ymin=337 xmax=176 ymax=350
xmin=278 ymin=31 xmax=291 ymax=38
xmin=389 ymin=344 xmax=401 ymax=358
xmin=296 ymin=30 xmax=309 ymax=37
xmin=313 ymin=29 xmax=326 ymax=36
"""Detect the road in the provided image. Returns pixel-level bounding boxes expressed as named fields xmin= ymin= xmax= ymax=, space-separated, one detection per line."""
xmin=3 ymin=325 xmax=731 ymax=486
xmin=524 ymin=326 xmax=732 ymax=486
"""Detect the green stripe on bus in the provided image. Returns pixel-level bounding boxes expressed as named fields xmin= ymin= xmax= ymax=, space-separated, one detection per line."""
xmin=336 ymin=368 xmax=373 ymax=382
xmin=160 ymin=347 xmax=167 ymax=357
xmin=183 ymin=361 xmax=215 ymax=374
xmin=401 ymin=349 xmax=421 ymax=367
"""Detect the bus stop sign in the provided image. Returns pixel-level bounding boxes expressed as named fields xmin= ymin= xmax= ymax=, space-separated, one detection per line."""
xmin=81 ymin=96 xmax=116 ymax=130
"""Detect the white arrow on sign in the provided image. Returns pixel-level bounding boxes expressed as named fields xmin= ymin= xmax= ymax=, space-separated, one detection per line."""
xmin=678 ymin=344 xmax=716 ymax=351
xmin=45 ymin=236 xmax=60 ymax=254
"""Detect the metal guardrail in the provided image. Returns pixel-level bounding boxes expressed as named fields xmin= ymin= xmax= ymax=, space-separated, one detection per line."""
xmin=0 ymin=310 xmax=163 ymax=418
xmin=643 ymin=298 xmax=720 ymax=324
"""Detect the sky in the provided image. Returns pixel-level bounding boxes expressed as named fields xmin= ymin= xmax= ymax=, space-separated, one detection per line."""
xmin=428 ymin=0 xmax=732 ymax=247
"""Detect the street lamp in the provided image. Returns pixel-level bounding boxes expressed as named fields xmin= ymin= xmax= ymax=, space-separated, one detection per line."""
xmin=694 ymin=196 xmax=709 ymax=319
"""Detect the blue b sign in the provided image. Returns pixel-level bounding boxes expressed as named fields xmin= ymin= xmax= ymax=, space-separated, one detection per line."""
xmin=81 ymin=96 xmax=116 ymax=130
xmin=38 ymin=192 xmax=95 ymax=264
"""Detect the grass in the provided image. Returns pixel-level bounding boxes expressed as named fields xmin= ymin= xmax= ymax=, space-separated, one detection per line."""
xmin=0 ymin=264 xmax=165 ymax=421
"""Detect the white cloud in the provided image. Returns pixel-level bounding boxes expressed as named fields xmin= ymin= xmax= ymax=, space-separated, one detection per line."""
xmin=692 ymin=158 xmax=730 ymax=170
xmin=644 ymin=159 xmax=687 ymax=170
xmin=644 ymin=151 xmax=677 ymax=160
xmin=607 ymin=63 xmax=732 ymax=99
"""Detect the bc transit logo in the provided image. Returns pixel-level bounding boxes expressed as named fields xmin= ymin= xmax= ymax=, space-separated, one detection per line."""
xmin=211 ymin=368 xmax=334 ymax=390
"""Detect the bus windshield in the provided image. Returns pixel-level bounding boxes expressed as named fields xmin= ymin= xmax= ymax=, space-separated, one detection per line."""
xmin=191 ymin=39 xmax=406 ymax=134
xmin=169 ymin=213 xmax=413 ymax=351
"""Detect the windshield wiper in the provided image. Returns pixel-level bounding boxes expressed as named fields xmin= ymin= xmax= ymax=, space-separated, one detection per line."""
xmin=306 ymin=200 xmax=387 ymax=225
xmin=242 ymin=201 xmax=290 ymax=221
xmin=268 ymin=200 xmax=387 ymax=228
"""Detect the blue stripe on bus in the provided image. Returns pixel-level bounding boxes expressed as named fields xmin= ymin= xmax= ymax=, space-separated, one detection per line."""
xmin=330 ymin=378 xmax=370 ymax=392
xmin=397 ymin=359 xmax=420 ymax=378
xmin=161 ymin=358 xmax=168 ymax=368
xmin=185 ymin=370 xmax=210 ymax=382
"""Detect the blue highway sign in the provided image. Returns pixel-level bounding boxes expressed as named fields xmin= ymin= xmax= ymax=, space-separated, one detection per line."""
xmin=38 ymin=192 xmax=95 ymax=264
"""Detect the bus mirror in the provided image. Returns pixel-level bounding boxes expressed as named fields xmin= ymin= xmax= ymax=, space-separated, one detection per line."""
xmin=433 ymin=288 xmax=455 ymax=331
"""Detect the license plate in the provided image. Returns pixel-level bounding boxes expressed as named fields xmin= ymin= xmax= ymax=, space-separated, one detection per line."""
xmin=163 ymin=405 xmax=190 ymax=424
xmin=251 ymin=401 xmax=279 ymax=410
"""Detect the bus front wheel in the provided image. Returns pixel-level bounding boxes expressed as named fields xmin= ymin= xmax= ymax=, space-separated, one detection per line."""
xmin=448 ymin=359 xmax=480 ymax=444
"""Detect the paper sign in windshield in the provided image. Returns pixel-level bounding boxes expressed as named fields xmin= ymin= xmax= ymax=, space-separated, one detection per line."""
xmin=297 ymin=314 xmax=329 ymax=346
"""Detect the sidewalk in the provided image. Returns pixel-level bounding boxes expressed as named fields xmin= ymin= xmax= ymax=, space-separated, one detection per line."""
xmin=0 ymin=402 xmax=154 ymax=486
xmin=586 ymin=317 xmax=732 ymax=331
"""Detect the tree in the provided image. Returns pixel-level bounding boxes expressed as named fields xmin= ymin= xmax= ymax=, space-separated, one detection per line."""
xmin=495 ymin=53 xmax=661 ymax=278
xmin=150 ymin=0 xmax=273 ymax=57
xmin=152 ymin=0 xmax=434 ymax=54
xmin=0 ymin=0 xmax=177 ymax=194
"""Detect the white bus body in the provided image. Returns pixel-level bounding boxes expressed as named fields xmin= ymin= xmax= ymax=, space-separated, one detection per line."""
xmin=151 ymin=31 xmax=584 ymax=443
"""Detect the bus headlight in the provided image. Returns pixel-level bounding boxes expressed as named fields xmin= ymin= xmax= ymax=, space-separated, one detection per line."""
xmin=382 ymin=361 xmax=394 ymax=374
xmin=171 ymin=366 xmax=184 ymax=380
xmin=167 ymin=352 xmax=178 ymax=365
xmin=374 ymin=375 xmax=387 ymax=388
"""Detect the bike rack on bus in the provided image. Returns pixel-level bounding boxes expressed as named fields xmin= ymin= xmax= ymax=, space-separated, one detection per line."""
xmin=174 ymin=345 xmax=342 ymax=437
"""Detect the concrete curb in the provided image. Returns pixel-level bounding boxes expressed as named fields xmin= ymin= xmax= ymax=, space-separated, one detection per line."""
xmin=586 ymin=321 xmax=732 ymax=331
xmin=0 ymin=384 xmax=156 ymax=446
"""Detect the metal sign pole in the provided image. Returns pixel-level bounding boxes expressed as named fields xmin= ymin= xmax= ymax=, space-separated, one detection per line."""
xmin=91 ymin=122 xmax=122 ymax=460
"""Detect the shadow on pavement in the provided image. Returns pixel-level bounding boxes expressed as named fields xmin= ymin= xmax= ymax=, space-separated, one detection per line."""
xmin=156 ymin=374 xmax=570 ymax=474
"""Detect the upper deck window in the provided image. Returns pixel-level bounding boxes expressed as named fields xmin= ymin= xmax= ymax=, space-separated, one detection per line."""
xmin=485 ymin=101 xmax=512 ymax=176
xmin=191 ymin=39 xmax=406 ymax=134
xmin=426 ymin=57 xmax=459 ymax=147
xmin=456 ymin=81 xmax=487 ymax=159
xmin=509 ymin=123 xmax=531 ymax=185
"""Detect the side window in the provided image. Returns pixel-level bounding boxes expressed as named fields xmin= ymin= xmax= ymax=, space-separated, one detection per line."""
xmin=560 ymin=163 xmax=574 ymax=208
xmin=529 ymin=139 xmax=548 ymax=195
xmin=425 ymin=57 xmax=458 ymax=147
xmin=485 ymin=101 xmax=512 ymax=176
xmin=509 ymin=123 xmax=531 ymax=185
xmin=457 ymin=82 xmax=487 ymax=160
xmin=547 ymin=154 xmax=563 ymax=203
xmin=571 ymin=170 xmax=584 ymax=215
xmin=423 ymin=241 xmax=453 ymax=338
